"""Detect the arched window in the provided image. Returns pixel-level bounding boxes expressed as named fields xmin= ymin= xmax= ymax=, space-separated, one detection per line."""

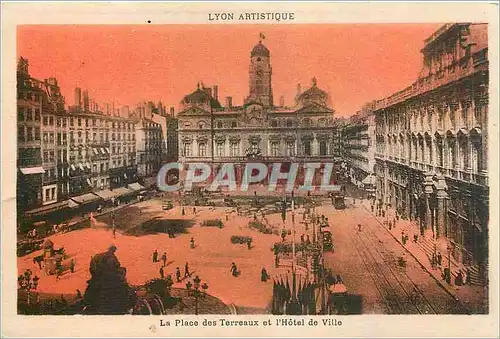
xmin=198 ymin=122 xmax=205 ymax=129
xmin=304 ymin=141 xmax=311 ymax=156
xmin=198 ymin=143 xmax=206 ymax=157
xmin=286 ymin=119 xmax=293 ymax=128
xmin=319 ymin=140 xmax=327 ymax=156
xmin=231 ymin=121 xmax=237 ymax=128
xmin=271 ymin=120 xmax=278 ymax=127
xmin=217 ymin=121 xmax=223 ymax=128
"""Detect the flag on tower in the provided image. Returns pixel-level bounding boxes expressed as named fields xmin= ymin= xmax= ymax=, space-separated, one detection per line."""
xmin=260 ymin=32 xmax=266 ymax=40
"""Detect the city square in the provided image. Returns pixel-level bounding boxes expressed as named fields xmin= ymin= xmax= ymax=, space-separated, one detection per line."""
xmin=15 ymin=22 xmax=489 ymax=315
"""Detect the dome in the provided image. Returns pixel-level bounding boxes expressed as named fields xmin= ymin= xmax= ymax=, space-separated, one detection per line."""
xmin=251 ymin=42 xmax=270 ymax=57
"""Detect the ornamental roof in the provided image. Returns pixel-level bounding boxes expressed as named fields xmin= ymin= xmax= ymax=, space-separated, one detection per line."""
xmin=251 ymin=42 xmax=270 ymax=57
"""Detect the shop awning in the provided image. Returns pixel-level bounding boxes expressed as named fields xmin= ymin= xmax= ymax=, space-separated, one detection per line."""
xmin=93 ymin=189 xmax=119 ymax=200
xmin=25 ymin=200 xmax=69 ymax=216
xmin=20 ymin=167 xmax=45 ymax=175
xmin=93 ymin=148 xmax=99 ymax=155
xmin=128 ymin=182 xmax=145 ymax=191
xmin=105 ymin=147 xmax=111 ymax=154
xmin=362 ymin=174 xmax=376 ymax=186
xmin=100 ymin=148 xmax=106 ymax=155
xmin=78 ymin=163 xmax=84 ymax=171
xmin=71 ymin=193 xmax=100 ymax=205
xmin=70 ymin=164 xmax=76 ymax=171
xmin=114 ymin=187 xmax=133 ymax=197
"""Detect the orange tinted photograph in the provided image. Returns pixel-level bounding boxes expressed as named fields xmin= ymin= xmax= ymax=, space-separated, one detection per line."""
xmin=15 ymin=23 xmax=490 ymax=316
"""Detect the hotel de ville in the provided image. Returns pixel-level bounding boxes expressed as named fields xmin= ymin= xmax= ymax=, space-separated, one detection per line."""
xmin=373 ymin=23 xmax=489 ymax=276
xmin=177 ymin=39 xmax=340 ymax=184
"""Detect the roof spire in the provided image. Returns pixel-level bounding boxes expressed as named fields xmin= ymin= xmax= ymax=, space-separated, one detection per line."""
xmin=312 ymin=77 xmax=317 ymax=87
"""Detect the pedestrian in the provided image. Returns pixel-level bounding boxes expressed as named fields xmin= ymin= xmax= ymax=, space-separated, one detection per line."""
xmin=176 ymin=267 xmax=181 ymax=282
xmin=371 ymin=205 xmax=374 ymax=213
xmin=193 ymin=207 xmax=196 ymax=214
xmin=431 ymin=252 xmax=437 ymax=269
xmin=193 ymin=275 xmax=201 ymax=289
xmin=466 ymin=267 xmax=471 ymax=285
xmin=153 ymin=249 xmax=158 ymax=263
xmin=281 ymin=229 xmax=286 ymax=242
xmin=261 ymin=267 xmax=270 ymax=282
xmin=413 ymin=234 xmax=418 ymax=243
xmin=300 ymin=234 xmax=305 ymax=244
xmin=32 ymin=276 xmax=39 ymax=290
xmin=225 ymin=214 xmax=229 ymax=222
xmin=247 ymin=238 xmax=252 ymax=250
xmin=70 ymin=259 xmax=75 ymax=273
xmin=437 ymin=252 xmax=443 ymax=266
xmin=456 ymin=270 xmax=464 ymax=286
xmin=306 ymin=235 xmax=311 ymax=245
xmin=190 ymin=237 xmax=195 ymax=249
xmin=159 ymin=266 xmax=164 ymax=279
xmin=358 ymin=224 xmax=362 ymax=232
xmin=112 ymin=226 xmax=116 ymax=239
xmin=184 ymin=262 xmax=190 ymax=278
xmin=182 ymin=207 xmax=185 ymax=216
xmin=161 ymin=252 xmax=167 ymax=267
xmin=401 ymin=231 xmax=406 ymax=244
xmin=230 ymin=262 xmax=239 ymax=277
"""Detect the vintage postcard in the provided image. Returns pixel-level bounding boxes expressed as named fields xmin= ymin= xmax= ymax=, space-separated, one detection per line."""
xmin=1 ymin=1 xmax=499 ymax=338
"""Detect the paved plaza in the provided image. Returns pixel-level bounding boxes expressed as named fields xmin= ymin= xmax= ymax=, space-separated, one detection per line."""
xmin=17 ymin=191 xmax=484 ymax=314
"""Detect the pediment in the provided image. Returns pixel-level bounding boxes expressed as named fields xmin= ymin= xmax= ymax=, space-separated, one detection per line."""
xmin=295 ymin=102 xmax=334 ymax=114
xmin=178 ymin=106 xmax=211 ymax=116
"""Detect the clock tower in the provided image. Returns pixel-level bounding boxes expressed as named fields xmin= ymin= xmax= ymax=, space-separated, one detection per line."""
xmin=246 ymin=41 xmax=273 ymax=107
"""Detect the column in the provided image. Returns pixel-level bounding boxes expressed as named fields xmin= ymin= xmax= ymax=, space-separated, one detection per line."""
xmin=435 ymin=175 xmax=448 ymax=238
xmin=424 ymin=172 xmax=434 ymax=235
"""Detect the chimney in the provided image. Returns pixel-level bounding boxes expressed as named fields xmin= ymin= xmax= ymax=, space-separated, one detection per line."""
xmin=225 ymin=96 xmax=232 ymax=108
xmin=280 ymin=96 xmax=285 ymax=107
xmin=83 ymin=90 xmax=89 ymax=112
xmin=213 ymin=85 xmax=219 ymax=101
xmin=297 ymin=84 xmax=302 ymax=96
xmin=170 ymin=107 xmax=175 ymax=116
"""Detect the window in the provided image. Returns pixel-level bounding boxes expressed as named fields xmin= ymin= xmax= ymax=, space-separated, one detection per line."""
xmin=62 ymin=118 xmax=67 ymax=127
xmin=70 ymin=131 xmax=74 ymax=141
xmin=319 ymin=140 xmax=327 ymax=156
xmin=216 ymin=142 xmax=225 ymax=157
xmin=43 ymin=151 xmax=49 ymax=162
xmin=78 ymin=118 xmax=82 ymax=127
xmin=92 ymin=119 xmax=96 ymax=126
xmin=49 ymin=117 xmax=54 ymax=125
xmin=286 ymin=141 xmax=295 ymax=156
xmin=57 ymin=118 xmax=61 ymax=127
xmin=286 ymin=119 xmax=293 ymax=128
xmin=183 ymin=143 xmax=192 ymax=156
xmin=230 ymin=142 xmax=239 ymax=156
xmin=34 ymin=109 xmax=40 ymax=121
xmin=217 ymin=121 xmax=223 ymax=128
xmin=18 ymin=107 xmax=24 ymax=121
xmin=70 ymin=117 xmax=74 ymax=126
xmin=93 ymin=133 xmax=97 ymax=141
xmin=302 ymin=118 xmax=312 ymax=127
xmin=85 ymin=119 xmax=89 ymax=127
xmin=26 ymin=109 xmax=33 ymax=121
xmin=304 ymin=141 xmax=311 ymax=156
xmin=27 ymin=127 xmax=33 ymax=141
xmin=271 ymin=120 xmax=278 ymax=127
xmin=198 ymin=143 xmax=206 ymax=156
xmin=34 ymin=127 xmax=40 ymax=141
xmin=231 ymin=121 xmax=237 ymax=128
xmin=271 ymin=141 xmax=279 ymax=156
xmin=18 ymin=126 xmax=25 ymax=142
xmin=49 ymin=150 xmax=55 ymax=162
xmin=57 ymin=133 xmax=62 ymax=145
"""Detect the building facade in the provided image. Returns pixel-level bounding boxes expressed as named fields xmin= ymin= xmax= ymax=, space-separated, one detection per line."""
xmin=373 ymin=23 xmax=489 ymax=268
xmin=177 ymin=40 xmax=339 ymax=185
xmin=17 ymin=58 xmax=167 ymax=222
xmin=342 ymin=102 xmax=376 ymax=196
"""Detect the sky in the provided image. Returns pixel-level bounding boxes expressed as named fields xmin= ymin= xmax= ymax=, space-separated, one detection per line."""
xmin=17 ymin=24 xmax=442 ymax=117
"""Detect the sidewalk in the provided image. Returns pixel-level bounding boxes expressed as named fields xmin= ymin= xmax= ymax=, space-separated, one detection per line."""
xmin=360 ymin=199 xmax=487 ymax=314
